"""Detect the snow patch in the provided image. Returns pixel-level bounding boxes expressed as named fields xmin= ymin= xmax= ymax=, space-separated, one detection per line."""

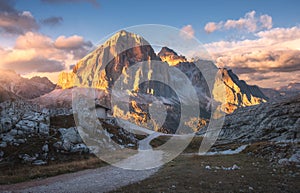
xmin=200 ymin=145 xmax=248 ymax=156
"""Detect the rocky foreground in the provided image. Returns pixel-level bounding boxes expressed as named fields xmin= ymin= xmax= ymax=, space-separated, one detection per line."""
xmin=198 ymin=94 xmax=300 ymax=166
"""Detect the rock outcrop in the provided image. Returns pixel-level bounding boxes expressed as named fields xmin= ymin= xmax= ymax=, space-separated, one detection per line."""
xmin=214 ymin=95 xmax=300 ymax=143
xmin=214 ymin=68 xmax=267 ymax=113
xmin=158 ymin=47 xmax=187 ymax=66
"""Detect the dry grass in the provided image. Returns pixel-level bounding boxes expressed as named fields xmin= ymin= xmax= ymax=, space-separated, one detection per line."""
xmin=0 ymin=156 xmax=106 ymax=184
xmin=112 ymin=153 xmax=300 ymax=193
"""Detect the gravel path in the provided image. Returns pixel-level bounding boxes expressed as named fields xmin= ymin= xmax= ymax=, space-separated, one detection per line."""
xmin=0 ymin=165 xmax=159 ymax=193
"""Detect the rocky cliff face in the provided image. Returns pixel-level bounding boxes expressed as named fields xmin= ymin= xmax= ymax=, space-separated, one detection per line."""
xmin=0 ymin=69 xmax=56 ymax=100
xmin=215 ymin=68 xmax=267 ymax=113
xmin=55 ymin=30 xmax=267 ymax=133
xmin=57 ymin=30 xmax=159 ymax=90
xmin=158 ymin=47 xmax=187 ymax=66
xmin=217 ymin=94 xmax=300 ymax=143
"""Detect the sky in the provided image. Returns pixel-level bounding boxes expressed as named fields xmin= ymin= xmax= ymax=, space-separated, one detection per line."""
xmin=0 ymin=0 xmax=299 ymax=89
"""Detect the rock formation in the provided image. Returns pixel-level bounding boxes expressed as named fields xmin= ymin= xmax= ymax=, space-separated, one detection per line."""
xmin=57 ymin=30 xmax=267 ymax=116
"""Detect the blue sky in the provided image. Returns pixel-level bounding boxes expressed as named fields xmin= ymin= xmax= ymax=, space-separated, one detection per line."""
xmin=0 ymin=0 xmax=299 ymax=88
xmin=14 ymin=0 xmax=300 ymax=43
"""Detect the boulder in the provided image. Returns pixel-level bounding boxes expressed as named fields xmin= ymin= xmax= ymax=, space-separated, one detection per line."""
xmin=32 ymin=160 xmax=47 ymax=166
xmin=0 ymin=118 xmax=12 ymax=133
xmin=39 ymin=122 xmax=49 ymax=135
xmin=42 ymin=144 xmax=49 ymax=152
xmin=70 ymin=143 xmax=89 ymax=153
xmin=19 ymin=154 xmax=36 ymax=162
xmin=59 ymin=127 xmax=82 ymax=144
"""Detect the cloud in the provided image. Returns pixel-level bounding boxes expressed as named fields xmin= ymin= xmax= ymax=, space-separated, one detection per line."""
xmin=0 ymin=32 xmax=93 ymax=74
xmin=259 ymin=14 xmax=272 ymax=30
xmin=54 ymin=35 xmax=89 ymax=49
xmin=41 ymin=16 xmax=63 ymax=26
xmin=180 ymin=25 xmax=195 ymax=39
xmin=15 ymin=32 xmax=53 ymax=49
xmin=54 ymin=35 xmax=93 ymax=59
xmin=41 ymin=0 xmax=99 ymax=7
xmin=204 ymin=22 xmax=220 ymax=34
xmin=204 ymin=26 xmax=300 ymax=88
xmin=214 ymin=50 xmax=300 ymax=73
xmin=204 ymin=11 xmax=272 ymax=33
xmin=0 ymin=0 xmax=39 ymax=35
xmin=0 ymin=11 xmax=39 ymax=35
xmin=2 ymin=57 xmax=65 ymax=73
xmin=256 ymin=26 xmax=300 ymax=41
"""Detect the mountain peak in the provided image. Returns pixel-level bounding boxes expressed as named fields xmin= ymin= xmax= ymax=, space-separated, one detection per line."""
xmin=59 ymin=30 xmax=159 ymax=89
xmin=158 ymin=46 xmax=187 ymax=66
xmin=102 ymin=30 xmax=150 ymax=49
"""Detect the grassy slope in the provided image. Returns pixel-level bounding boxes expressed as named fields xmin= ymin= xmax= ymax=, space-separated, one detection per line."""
xmin=112 ymin=152 xmax=299 ymax=193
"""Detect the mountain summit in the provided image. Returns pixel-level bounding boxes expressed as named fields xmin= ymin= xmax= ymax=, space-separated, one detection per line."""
xmin=57 ymin=30 xmax=267 ymax=116
xmin=57 ymin=30 xmax=158 ymax=89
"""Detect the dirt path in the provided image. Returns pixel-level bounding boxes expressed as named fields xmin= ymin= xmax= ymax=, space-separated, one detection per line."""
xmin=0 ymin=165 xmax=159 ymax=193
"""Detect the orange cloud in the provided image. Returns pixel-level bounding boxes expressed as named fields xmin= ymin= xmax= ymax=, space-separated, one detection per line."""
xmin=180 ymin=25 xmax=195 ymax=39
xmin=55 ymin=35 xmax=86 ymax=49
xmin=0 ymin=32 xmax=93 ymax=74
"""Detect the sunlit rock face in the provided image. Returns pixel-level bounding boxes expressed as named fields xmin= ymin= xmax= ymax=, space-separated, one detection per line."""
xmin=57 ymin=72 xmax=75 ymax=89
xmin=158 ymin=47 xmax=187 ymax=66
xmin=214 ymin=68 xmax=267 ymax=114
xmin=57 ymin=30 xmax=159 ymax=90
xmin=56 ymin=30 xmax=268 ymax=133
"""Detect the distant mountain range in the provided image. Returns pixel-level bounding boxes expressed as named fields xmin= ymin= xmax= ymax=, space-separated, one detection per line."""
xmin=0 ymin=69 xmax=55 ymax=102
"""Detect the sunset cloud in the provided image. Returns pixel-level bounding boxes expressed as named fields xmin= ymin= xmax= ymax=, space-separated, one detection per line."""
xmin=54 ymin=35 xmax=91 ymax=49
xmin=0 ymin=32 xmax=93 ymax=74
xmin=204 ymin=26 xmax=300 ymax=88
xmin=204 ymin=22 xmax=221 ymax=33
xmin=180 ymin=25 xmax=195 ymax=39
xmin=204 ymin=11 xmax=272 ymax=33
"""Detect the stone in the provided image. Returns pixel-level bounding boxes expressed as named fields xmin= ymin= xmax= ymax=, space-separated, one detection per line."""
xmin=232 ymin=164 xmax=240 ymax=170
xmin=0 ymin=151 xmax=4 ymax=157
xmin=0 ymin=142 xmax=7 ymax=148
xmin=9 ymin=129 xmax=18 ymax=136
xmin=289 ymin=151 xmax=300 ymax=163
xmin=70 ymin=143 xmax=89 ymax=153
xmin=15 ymin=138 xmax=26 ymax=144
xmin=59 ymin=127 xmax=82 ymax=144
xmin=205 ymin=165 xmax=211 ymax=170
xmin=39 ymin=122 xmax=49 ymax=135
xmin=278 ymin=158 xmax=290 ymax=165
xmin=32 ymin=160 xmax=47 ymax=166
xmin=19 ymin=154 xmax=36 ymax=162
xmin=2 ymin=134 xmax=14 ymax=143
xmin=0 ymin=118 xmax=12 ymax=133
xmin=42 ymin=144 xmax=49 ymax=152
xmin=18 ymin=120 xmax=37 ymax=133
xmin=61 ymin=141 xmax=72 ymax=151
xmin=53 ymin=141 xmax=62 ymax=150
